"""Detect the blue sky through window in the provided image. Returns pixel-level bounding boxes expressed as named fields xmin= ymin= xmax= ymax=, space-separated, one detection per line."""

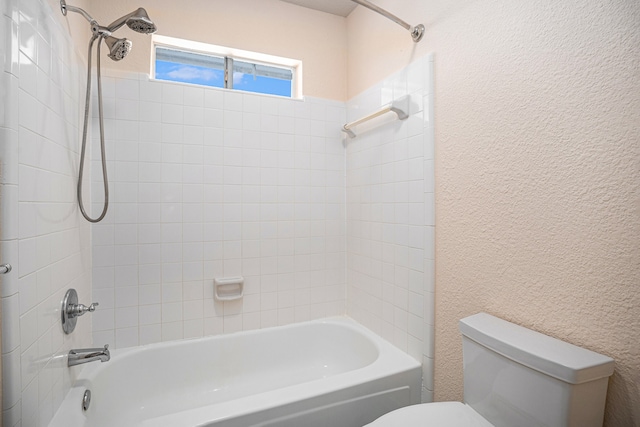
xmin=155 ymin=60 xmax=224 ymax=88
xmin=233 ymin=73 xmax=292 ymax=97
xmin=155 ymin=60 xmax=292 ymax=97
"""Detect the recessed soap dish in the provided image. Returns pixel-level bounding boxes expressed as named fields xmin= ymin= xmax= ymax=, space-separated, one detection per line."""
xmin=214 ymin=277 xmax=244 ymax=301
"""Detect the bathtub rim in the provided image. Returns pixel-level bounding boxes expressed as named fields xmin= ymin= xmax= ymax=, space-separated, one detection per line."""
xmin=55 ymin=315 xmax=422 ymax=427
xmin=73 ymin=315 xmax=418 ymax=383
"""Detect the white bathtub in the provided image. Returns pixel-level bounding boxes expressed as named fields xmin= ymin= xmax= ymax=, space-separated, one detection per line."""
xmin=49 ymin=317 xmax=422 ymax=427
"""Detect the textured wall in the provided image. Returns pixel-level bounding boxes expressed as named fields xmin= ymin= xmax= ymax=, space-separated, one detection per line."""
xmin=433 ymin=2 xmax=640 ymax=424
xmin=83 ymin=0 xmax=348 ymax=100
xmin=347 ymin=0 xmax=640 ymax=425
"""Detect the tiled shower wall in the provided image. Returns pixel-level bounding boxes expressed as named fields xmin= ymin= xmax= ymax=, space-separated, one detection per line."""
xmin=0 ymin=0 xmax=92 ymax=426
xmin=90 ymin=71 xmax=347 ymax=348
xmin=0 ymin=6 xmax=434 ymax=419
xmin=92 ymin=54 xmax=435 ymax=401
xmin=346 ymin=54 xmax=435 ymax=401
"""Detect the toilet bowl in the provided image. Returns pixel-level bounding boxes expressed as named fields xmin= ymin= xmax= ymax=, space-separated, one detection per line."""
xmin=366 ymin=313 xmax=615 ymax=427
xmin=366 ymin=401 xmax=493 ymax=426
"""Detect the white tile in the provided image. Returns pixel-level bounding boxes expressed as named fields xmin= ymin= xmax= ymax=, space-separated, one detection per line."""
xmin=2 ymin=348 xmax=21 ymax=407
xmin=183 ymin=300 xmax=203 ymax=320
xmin=0 ymin=127 xmax=19 ymax=185
xmin=140 ymin=81 xmax=162 ymax=102
xmin=184 ymin=126 xmax=204 ymax=145
xmin=204 ymin=89 xmax=223 ymax=109
xmin=421 ymin=388 xmax=434 ymax=403
xmin=115 ymin=286 xmax=139 ymax=308
xmin=139 ymin=285 xmax=161 ymax=306
xmin=183 ymin=145 xmax=204 ymax=165
xmin=162 ymin=302 xmax=183 ymax=323
xmin=224 ymin=110 xmax=242 ymax=130
xmin=423 ymin=322 xmax=434 ymax=359
xmin=18 ymin=273 xmax=37 ymax=316
xmin=422 ymin=355 xmax=434 ymax=390
xmin=183 ymin=86 xmax=204 ymax=107
xmin=2 ymin=294 xmax=20 ymax=352
xmin=114 ymin=244 xmax=139 ymax=266
xmin=115 ymin=327 xmax=139 ymax=349
xmin=115 ymin=265 xmax=139 ymax=286
xmin=183 ymin=319 xmax=203 ymax=338
xmin=115 ymin=306 xmax=138 ymax=328
xmin=19 ymin=307 xmax=38 ymax=350
xmin=140 ymin=324 xmax=161 ymax=345
xmin=204 ymin=109 xmax=224 ymax=128
xmin=93 ymin=267 xmax=115 ymax=289
xmin=115 ymin=224 xmax=137 ymax=245
xmin=21 ymin=370 xmax=39 ymax=426
xmin=224 ymin=91 xmax=243 ymax=111
xmin=242 ymin=93 xmax=261 ymax=113
xmin=92 ymin=308 xmax=115 ymax=331
xmin=424 ymin=226 xmax=434 ymax=260
xmin=184 ymin=106 xmax=204 ymax=126
xmin=18 ymin=237 xmax=37 ymax=275
xmin=183 ymin=281 xmax=204 ymax=301
xmin=94 ymin=288 xmax=115 ymax=309
xmin=183 ymin=261 xmax=203 ymax=281
xmin=116 ymin=99 xmax=139 ymax=121
xmin=162 ymin=83 xmax=183 ymax=104
xmin=116 ymin=78 xmax=140 ymax=101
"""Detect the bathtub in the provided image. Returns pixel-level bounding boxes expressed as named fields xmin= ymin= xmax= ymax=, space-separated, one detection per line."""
xmin=49 ymin=317 xmax=422 ymax=427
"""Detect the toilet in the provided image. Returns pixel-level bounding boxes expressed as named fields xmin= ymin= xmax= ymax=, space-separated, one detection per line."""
xmin=367 ymin=313 xmax=615 ymax=427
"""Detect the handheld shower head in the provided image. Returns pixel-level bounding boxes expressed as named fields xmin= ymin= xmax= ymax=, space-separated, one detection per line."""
xmin=61 ymin=0 xmax=157 ymax=222
xmin=104 ymin=36 xmax=132 ymax=61
xmin=107 ymin=8 xmax=157 ymax=34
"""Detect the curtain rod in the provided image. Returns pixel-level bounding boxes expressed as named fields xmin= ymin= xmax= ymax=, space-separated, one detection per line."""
xmin=350 ymin=0 xmax=424 ymax=42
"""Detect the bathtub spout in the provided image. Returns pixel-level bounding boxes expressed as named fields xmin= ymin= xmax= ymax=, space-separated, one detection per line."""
xmin=68 ymin=344 xmax=110 ymax=367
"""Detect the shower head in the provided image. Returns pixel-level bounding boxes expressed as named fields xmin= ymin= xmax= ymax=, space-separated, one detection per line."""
xmin=126 ymin=8 xmax=157 ymax=34
xmin=107 ymin=8 xmax=157 ymax=34
xmin=61 ymin=1 xmax=157 ymax=36
xmin=104 ymin=36 xmax=132 ymax=61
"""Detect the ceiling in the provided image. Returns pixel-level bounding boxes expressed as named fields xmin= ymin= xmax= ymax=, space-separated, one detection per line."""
xmin=279 ymin=0 xmax=358 ymax=17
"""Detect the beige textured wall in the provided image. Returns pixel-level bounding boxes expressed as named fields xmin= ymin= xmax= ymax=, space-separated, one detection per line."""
xmin=348 ymin=0 xmax=640 ymax=425
xmin=82 ymin=0 xmax=347 ymax=100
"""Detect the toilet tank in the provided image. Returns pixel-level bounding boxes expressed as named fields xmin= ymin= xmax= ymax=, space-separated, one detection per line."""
xmin=459 ymin=313 xmax=614 ymax=427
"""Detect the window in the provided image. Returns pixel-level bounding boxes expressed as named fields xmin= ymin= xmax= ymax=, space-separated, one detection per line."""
xmin=152 ymin=35 xmax=302 ymax=98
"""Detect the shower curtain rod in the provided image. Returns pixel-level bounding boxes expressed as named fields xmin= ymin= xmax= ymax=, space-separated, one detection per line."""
xmin=350 ymin=0 xmax=424 ymax=42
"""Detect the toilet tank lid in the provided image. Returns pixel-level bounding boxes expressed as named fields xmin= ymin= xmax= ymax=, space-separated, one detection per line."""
xmin=459 ymin=313 xmax=615 ymax=385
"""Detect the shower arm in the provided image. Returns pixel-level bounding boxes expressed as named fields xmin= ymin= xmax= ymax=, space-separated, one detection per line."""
xmin=60 ymin=0 xmax=95 ymax=23
xmin=350 ymin=0 xmax=424 ymax=42
xmin=60 ymin=0 xmax=116 ymax=38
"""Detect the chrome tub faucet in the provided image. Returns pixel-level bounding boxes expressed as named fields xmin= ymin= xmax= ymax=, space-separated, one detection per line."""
xmin=68 ymin=344 xmax=110 ymax=367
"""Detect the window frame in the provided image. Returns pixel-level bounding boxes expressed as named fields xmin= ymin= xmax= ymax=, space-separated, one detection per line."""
xmin=151 ymin=35 xmax=303 ymax=99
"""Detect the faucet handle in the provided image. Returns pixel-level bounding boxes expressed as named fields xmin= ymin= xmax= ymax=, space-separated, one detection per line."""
xmin=62 ymin=289 xmax=100 ymax=335
xmin=68 ymin=301 xmax=99 ymax=317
